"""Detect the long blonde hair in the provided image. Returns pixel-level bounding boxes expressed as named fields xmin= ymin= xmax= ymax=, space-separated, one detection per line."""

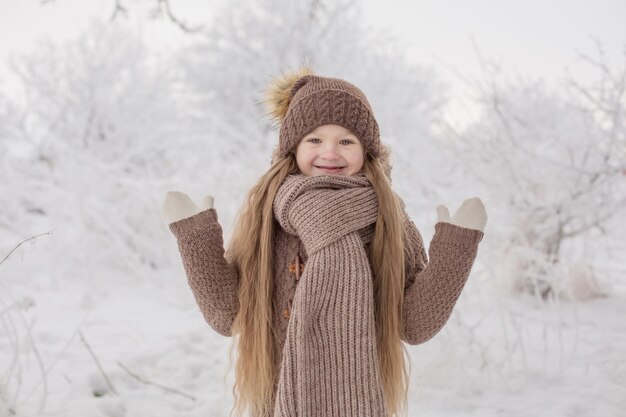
xmin=225 ymin=150 xmax=413 ymax=417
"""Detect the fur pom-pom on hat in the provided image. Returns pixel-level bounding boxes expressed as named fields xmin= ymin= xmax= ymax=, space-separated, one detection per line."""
xmin=264 ymin=66 xmax=315 ymax=129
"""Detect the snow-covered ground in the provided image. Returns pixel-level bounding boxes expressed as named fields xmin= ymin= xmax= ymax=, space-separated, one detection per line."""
xmin=2 ymin=248 xmax=624 ymax=417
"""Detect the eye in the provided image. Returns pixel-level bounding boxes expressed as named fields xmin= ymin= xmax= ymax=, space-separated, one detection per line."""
xmin=306 ymin=137 xmax=321 ymax=144
xmin=340 ymin=139 xmax=355 ymax=145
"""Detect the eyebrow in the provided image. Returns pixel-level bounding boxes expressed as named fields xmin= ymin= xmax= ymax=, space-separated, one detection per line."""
xmin=305 ymin=133 xmax=357 ymax=139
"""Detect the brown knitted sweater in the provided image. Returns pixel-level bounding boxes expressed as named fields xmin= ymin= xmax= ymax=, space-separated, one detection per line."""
xmin=169 ymin=188 xmax=483 ymax=415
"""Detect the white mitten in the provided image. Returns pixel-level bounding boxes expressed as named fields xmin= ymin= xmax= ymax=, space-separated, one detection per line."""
xmin=161 ymin=191 xmax=215 ymax=225
xmin=436 ymin=197 xmax=487 ymax=232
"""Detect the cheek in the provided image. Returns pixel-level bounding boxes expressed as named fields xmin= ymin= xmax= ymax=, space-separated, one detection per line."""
xmin=295 ymin=147 xmax=309 ymax=165
xmin=354 ymin=157 xmax=364 ymax=172
xmin=295 ymin=146 xmax=314 ymax=174
xmin=348 ymin=151 xmax=364 ymax=167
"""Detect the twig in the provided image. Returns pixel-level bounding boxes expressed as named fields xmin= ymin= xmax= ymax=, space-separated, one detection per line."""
xmin=157 ymin=0 xmax=204 ymax=33
xmin=108 ymin=0 xmax=203 ymax=33
xmin=117 ymin=362 xmax=197 ymax=401
xmin=109 ymin=0 xmax=128 ymax=22
xmin=78 ymin=331 xmax=118 ymax=396
xmin=15 ymin=310 xmax=47 ymax=413
xmin=0 ymin=294 xmax=22 ymax=412
xmin=21 ymin=311 xmax=91 ymax=404
xmin=0 ymin=232 xmax=51 ymax=267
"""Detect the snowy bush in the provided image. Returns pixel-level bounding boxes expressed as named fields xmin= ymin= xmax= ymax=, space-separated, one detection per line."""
xmin=3 ymin=19 xmax=189 ymax=288
xmin=173 ymin=0 xmax=448 ymax=229
xmin=441 ymin=45 xmax=626 ymax=301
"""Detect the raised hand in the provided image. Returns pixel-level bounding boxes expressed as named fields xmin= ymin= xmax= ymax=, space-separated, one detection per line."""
xmin=161 ymin=191 xmax=214 ymax=225
xmin=436 ymin=197 xmax=487 ymax=232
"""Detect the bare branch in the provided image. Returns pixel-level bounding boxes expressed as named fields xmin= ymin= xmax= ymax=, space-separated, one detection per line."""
xmin=21 ymin=313 xmax=91 ymax=404
xmin=109 ymin=0 xmax=128 ymax=22
xmin=107 ymin=0 xmax=203 ymax=33
xmin=79 ymin=331 xmax=118 ymax=396
xmin=157 ymin=0 xmax=204 ymax=33
xmin=15 ymin=309 xmax=48 ymax=412
xmin=117 ymin=362 xmax=197 ymax=401
xmin=0 ymin=232 xmax=51 ymax=267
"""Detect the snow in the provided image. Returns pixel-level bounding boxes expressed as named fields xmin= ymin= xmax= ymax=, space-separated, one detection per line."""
xmin=2 ymin=255 xmax=625 ymax=416
xmin=1 ymin=269 xmax=235 ymax=416
xmin=1 ymin=1 xmax=625 ymax=416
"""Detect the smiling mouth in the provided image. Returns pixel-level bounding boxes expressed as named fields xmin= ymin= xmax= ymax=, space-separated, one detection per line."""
xmin=315 ymin=166 xmax=345 ymax=169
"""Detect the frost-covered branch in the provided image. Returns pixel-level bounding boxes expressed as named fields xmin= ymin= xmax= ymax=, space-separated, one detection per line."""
xmin=0 ymin=233 xmax=51 ymax=267
xmin=445 ymin=40 xmax=626 ymax=300
xmin=117 ymin=362 xmax=197 ymax=401
xmin=79 ymin=331 xmax=118 ymax=396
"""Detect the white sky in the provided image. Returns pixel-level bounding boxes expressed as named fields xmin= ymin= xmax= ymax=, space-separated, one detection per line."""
xmin=365 ymin=0 xmax=625 ymax=78
xmin=0 ymin=0 xmax=624 ymax=124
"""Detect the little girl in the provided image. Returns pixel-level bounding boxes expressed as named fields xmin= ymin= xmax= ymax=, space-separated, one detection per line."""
xmin=161 ymin=67 xmax=487 ymax=417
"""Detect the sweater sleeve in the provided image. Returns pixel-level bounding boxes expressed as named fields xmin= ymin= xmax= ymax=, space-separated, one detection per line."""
xmin=401 ymin=220 xmax=484 ymax=345
xmin=168 ymin=208 xmax=240 ymax=337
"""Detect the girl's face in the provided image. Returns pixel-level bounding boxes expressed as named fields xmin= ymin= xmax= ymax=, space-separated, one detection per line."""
xmin=295 ymin=124 xmax=365 ymax=176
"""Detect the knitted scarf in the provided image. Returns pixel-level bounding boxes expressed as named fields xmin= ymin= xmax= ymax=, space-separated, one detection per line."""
xmin=272 ymin=173 xmax=388 ymax=417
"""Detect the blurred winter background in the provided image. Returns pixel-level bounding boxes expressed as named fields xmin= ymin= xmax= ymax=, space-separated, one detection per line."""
xmin=1 ymin=0 xmax=625 ymax=416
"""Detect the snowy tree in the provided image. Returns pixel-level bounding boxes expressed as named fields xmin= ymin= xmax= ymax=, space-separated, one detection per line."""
xmin=3 ymin=0 xmax=449 ymax=284
xmin=172 ymin=0 xmax=448 ymax=229
xmin=441 ymin=44 xmax=626 ymax=301
xmin=4 ymin=19 xmax=189 ymax=286
xmin=0 ymin=90 xmax=9 ymax=168
xmin=1 ymin=3 xmax=451 ymax=413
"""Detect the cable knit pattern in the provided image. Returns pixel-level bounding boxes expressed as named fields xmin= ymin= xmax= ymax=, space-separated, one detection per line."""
xmin=401 ymin=221 xmax=483 ymax=344
xmin=279 ymin=75 xmax=380 ymax=158
xmin=169 ymin=209 xmax=239 ymax=337
xmin=272 ymin=173 xmax=385 ymax=416
xmin=168 ymin=184 xmax=484 ymax=415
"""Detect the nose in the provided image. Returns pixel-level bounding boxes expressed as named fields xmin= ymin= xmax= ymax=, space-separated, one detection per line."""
xmin=320 ymin=143 xmax=341 ymax=159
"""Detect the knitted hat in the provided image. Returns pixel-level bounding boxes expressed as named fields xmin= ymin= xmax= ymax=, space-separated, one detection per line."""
xmin=265 ymin=67 xmax=381 ymax=158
